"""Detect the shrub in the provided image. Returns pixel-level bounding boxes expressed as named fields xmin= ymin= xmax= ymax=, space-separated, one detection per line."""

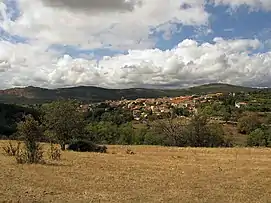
xmin=207 ymin=123 xmax=229 ymax=147
xmin=143 ymin=132 xmax=164 ymax=145
xmin=153 ymin=118 xmax=187 ymax=146
xmin=48 ymin=143 xmax=61 ymax=161
xmin=67 ymin=140 xmax=107 ymax=153
xmin=133 ymin=128 xmax=147 ymax=145
xmin=117 ymin=123 xmax=135 ymax=145
xmin=126 ymin=148 xmax=135 ymax=154
xmin=86 ymin=122 xmax=120 ymax=144
xmin=16 ymin=115 xmax=44 ymax=164
xmin=247 ymin=128 xmax=270 ymax=147
xmin=237 ymin=113 xmax=261 ymax=134
xmin=2 ymin=141 xmax=21 ymax=156
xmin=15 ymin=150 xmax=27 ymax=164
xmin=15 ymin=144 xmax=44 ymax=164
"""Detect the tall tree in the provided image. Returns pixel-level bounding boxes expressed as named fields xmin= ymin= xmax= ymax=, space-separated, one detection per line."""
xmin=41 ymin=100 xmax=85 ymax=150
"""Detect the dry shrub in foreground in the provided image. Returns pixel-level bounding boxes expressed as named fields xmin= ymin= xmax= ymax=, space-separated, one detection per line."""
xmin=2 ymin=141 xmax=21 ymax=156
xmin=47 ymin=143 xmax=61 ymax=161
xmin=15 ymin=115 xmax=45 ymax=164
xmin=126 ymin=148 xmax=135 ymax=154
xmin=15 ymin=144 xmax=44 ymax=164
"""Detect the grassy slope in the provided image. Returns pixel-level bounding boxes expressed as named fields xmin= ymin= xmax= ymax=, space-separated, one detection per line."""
xmin=1 ymin=141 xmax=271 ymax=203
xmin=0 ymin=83 xmax=258 ymax=104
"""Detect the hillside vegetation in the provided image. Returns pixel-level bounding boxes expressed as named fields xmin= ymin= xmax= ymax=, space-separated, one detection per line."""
xmin=0 ymin=83 xmax=259 ymax=104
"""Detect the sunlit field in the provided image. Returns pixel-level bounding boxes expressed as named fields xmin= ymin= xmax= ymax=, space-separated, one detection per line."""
xmin=0 ymin=141 xmax=271 ymax=203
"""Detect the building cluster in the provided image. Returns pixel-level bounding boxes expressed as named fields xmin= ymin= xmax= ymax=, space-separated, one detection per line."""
xmin=79 ymin=92 xmax=250 ymax=121
xmin=104 ymin=92 xmax=224 ymax=120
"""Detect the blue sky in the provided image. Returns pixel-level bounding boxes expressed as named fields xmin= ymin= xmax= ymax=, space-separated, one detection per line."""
xmin=0 ymin=0 xmax=271 ymax=89
xmin=155 ymin=5 xmax=271 ymax=52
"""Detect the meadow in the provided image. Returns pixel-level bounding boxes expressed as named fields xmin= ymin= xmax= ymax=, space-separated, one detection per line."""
xmin=0 ymin=141 xmax=271 ymax=203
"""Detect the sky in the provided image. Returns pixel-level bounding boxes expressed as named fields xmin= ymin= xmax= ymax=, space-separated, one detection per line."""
xmin=0 ymin=0 xmax=271 ymax=89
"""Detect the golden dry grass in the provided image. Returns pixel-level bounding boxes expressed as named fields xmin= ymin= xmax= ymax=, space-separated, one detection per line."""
xmin=0 ymin=140 xmax=271 ymax=203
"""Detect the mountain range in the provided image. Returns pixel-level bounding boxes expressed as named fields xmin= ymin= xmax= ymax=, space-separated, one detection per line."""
xmin=0 ymin=83 xmax=266 ymax=105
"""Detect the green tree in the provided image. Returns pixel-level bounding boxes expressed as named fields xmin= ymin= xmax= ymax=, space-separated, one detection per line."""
xmin=41 ymin=100 xmax=86 ymax=150
xmin=86 ymin=121 xmax=120 ymax=144
xmin=247 ymin=128 xmax=269 ymax=147
xmin=237 ymin=113 xmax=261 ymax=134
xmin=172 ymin=107 xmax=190 ymax=117
xmin=201 ymin=105 xmax=213 ymax=116
xmin=220 ymin=106 xmax=231 ymax=123
xmin=101 ymin=108 xmax=133 ymax=125
xmin=185 ymin=114 xmax=211 ymax=147
xmin=118 ymin=123 xmax=135 ymax=145
xmin=153 ymin=114 xmax=229 ymax=147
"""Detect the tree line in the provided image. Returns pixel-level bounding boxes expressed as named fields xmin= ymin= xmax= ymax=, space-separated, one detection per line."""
xmin=1 ymin=99 xmax=271 ymax=149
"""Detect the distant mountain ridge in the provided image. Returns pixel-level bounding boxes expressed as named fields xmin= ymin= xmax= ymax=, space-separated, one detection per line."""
xmin=0 ymin=83 xmax=265 ymax=104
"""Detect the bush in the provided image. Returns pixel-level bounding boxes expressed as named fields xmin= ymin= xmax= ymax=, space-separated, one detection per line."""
xmin=247 ymin=128 xmax=270 ymax=147
xmin=16 ymin=115 xmax=44 ymax=164
xmin=67 ymin=140 xmax=107 ymax=153
xmin=15 ymin=144 xmax=44 ymax=164
xmin=133 ymin=128 xmax=147 ymax=145
xmin=153 ymin=118 xmax=187 ymax=147
xmin=126 ymin=148 xmax=135 ymax=154
xmin=208 ymin=123 xmax=230 ymax=147
xmin=2 ymin=141 xmax=21 ymax=156
xmin=47 ymin=143 xmax=61 ymax=161
xmin=237 ymin=113 xmax=261 ymax=134
xmin=117 ymin=123 xmax=135 ymax=145
xmin=86 ymin=122 xmax=120 ymax=144
xmin=143 ymin=132 xmax=164 ymax=145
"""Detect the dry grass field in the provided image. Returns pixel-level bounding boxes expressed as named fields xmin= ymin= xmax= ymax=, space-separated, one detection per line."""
xmin=0 ymin=141 xmax=271 ymax=203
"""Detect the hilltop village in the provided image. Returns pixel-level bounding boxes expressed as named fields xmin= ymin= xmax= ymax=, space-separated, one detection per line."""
xmin=80 ymin=92 xmax=248 ymax=121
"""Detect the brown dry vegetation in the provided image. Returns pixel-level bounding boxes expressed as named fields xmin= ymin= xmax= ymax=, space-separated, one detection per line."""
xmin=0 ymin=140 xmax=271 ymax=203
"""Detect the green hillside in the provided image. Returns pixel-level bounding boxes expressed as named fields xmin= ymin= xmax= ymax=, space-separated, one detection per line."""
xmin=0 ymin=83 xmax=262 ymax=105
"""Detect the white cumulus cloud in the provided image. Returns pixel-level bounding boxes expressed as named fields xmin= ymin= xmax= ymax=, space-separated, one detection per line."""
xmin=0 ymin=0 xmax=271 ymax=89
xmin=1 ymin=0 xmax=209 ymax=50
xmin=0 ymin=37 xmax=271 ymax=89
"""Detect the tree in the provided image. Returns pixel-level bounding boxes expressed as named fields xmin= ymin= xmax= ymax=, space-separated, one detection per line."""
xmin=153 ymin=114 xmax=229 ymax=147
xmin=247 ymin=128 xmax=269 ymax=147
xmin=201 ymin=105 xmax=213 ymax=116
xmin=185 ymin=114 xmax=210 ymax=147
xmin=172 ymin=107 xmax=189 ymax=117
xmin=16 ymin=115 xmax=44 ymax=164
xmin=101 ymin=108 xmax=133 ymax=125
xmin=41 ymin=100 xmax=86 ymax=150
xmin=221 ymin=106 xmax=231 ymax=123
xmin=153 ymin=117 xmax=187 ymax=146
xmin=237 ymin=113 xmax=261 ymax=134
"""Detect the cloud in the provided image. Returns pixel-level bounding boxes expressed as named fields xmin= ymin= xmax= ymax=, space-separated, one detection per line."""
xmin=210 ymin=0 xmax=271 ymax=11
xmin=224 ymin=28 xmax=234 ymax=32
xmin=0 ymin=60 xmax=10 ymax=72
xmin=0 ymin=37 xmax=270 ymax=89
xmin=39 ymin=0 xmax=142 ymax=12
xmin=1 ymin=0 xmax=209 ymax=50
xmin=1 ymin=0 xmax=271 ymax=89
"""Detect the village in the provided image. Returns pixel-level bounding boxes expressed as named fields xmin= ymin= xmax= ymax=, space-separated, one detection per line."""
xmin=79 ymin=92 xmax=248 ymax=121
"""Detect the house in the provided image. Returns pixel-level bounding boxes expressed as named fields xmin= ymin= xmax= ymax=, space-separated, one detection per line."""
xmin=235 ymin=102 xmax=247 ymax=108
